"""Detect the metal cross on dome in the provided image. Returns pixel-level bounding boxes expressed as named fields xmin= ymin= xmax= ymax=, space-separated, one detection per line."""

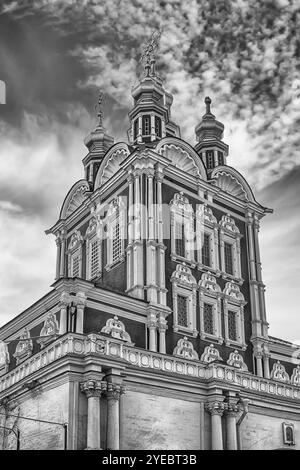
xmin=140 ymin=30 xmax=162 ymax=77
xmin=95 ymin=90 xmax=105 ymax=126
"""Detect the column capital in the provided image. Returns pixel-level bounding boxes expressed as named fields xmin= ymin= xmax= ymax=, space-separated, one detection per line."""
xmin=104 ymin=383 xmax=123 ymax=401
xmin=205 ymin=401 xmax=226 ymax=416
xmin=224 ymin=402 xmax=241 ymax=417
xmin=80 ymin=380 xmax=105 ymax=398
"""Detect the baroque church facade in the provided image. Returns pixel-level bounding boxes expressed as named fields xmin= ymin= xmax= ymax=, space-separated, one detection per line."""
xmin=1 ymin=41 xmax=300 ymax=450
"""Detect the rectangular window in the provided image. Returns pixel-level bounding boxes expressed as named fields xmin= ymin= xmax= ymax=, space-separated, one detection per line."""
xmin=90 ymin=239 xmax=100 ymax=278
xmin=177 ymin=295 xmax=188 ymax=327
xmin=218 ymin=151 xmax=223 ymax=166
xmin=206 ymin=150 xmax=214 ymax=170
xmin=224 ymin=242 xmax=233 ymax=275
xmin=228 ymin=310 xmax=237 ymax=341
xmin=72 ymin=255 xmax=80 ymax=277
xmin=155 ymin=116 xmax=162 ymax=138
xmin=133 ymin=119 xmax=138 ymax=140
xmin=203 ymin=303 xmax=214 ymax=335
xmin=142 ymin=115 xmax=151 ymax=135
xmin=175 ymin=220 xmax=185 ymax=257
xmin=112 ymin=222 xmax=122 ymax=263
xmin=202 ymin=233 xmax=211 ymax=266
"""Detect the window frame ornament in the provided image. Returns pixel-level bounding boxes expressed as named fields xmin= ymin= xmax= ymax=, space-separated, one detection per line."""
xmin=200 ymin=343 xmax=223 ymax=364
xmin=196 ymin=204 xmax=219 ymax=273
xmin=223 ymin=281 xmax=247 ymax=350
xmin=0 ymin=340 xmax=10 ymax=376
xmin=171 ymin=263 xmax=198 ymax=337
xmin=100 ymin=315 xmax=133 ymax=344
xmin=270 ymin=361 xmax=290 ymax=382
xmin=105 ymin=196 xmax=126 ymax=272
xmin=170 ymin=192 xmax=195 ymax=266
xmin=219 ymin=214 xmax=243 ymax=283
xmin=173 ymin=336 xmax=199 ymax=360
xmin=227 ymin=349 xmax=248 ymax=371
xmin=37 ymin=313 xmax=59 ymax=349
xmin=282 ymin=422 xmax=295 ymax=446
xmin=198 ymin=272 xmax=223 ymax=344
xmin=85 ymin=216 xmax=102 ymax=280
xmin=13 ymin=327 xmax=33 ymax=365
xmin=67 ymin=229 xmax=83 ymax=278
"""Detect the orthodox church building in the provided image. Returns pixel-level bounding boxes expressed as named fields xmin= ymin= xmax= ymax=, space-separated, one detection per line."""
xmin=0 ymin=38 xmax=300 ymax=450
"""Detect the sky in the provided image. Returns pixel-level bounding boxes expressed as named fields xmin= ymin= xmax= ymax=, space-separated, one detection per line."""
xmin=0 ymin=0 xmax=299 ymax=342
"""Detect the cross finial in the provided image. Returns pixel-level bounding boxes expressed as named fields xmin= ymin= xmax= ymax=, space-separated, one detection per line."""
xmin=140 ymin=30 xmax=162 ymax=77
xmin=95 ymin=90 xmax=105 ymax=126
xmin=205 ymin=96 xmax=212 ymax=115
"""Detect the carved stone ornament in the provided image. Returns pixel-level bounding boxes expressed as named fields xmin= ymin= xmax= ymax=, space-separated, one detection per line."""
xmin=223 ymin=281 xmax=245 ymax=303
xmin=196 ymin=204 xmax=217 ymax=225
xmin=13 ymin=327 xmax=33 ymax=365
xmin=100 ymin=316 xmax=133 ymax=343
xmin=227 ymin=350 xmax=248 ymax=371
xmin=173 ymin=336 xmax=199 ymax=360
xmin=0 ymin=340 xmax=10 ymax=373
xmin=199 ymin=272 xmax=221 ymax=294
xmin=85 ymin=216 xmax=98 ymax=237
xmin=291 ymin=365 xmax=300 ymax=386
xmin=201 ymin=344 xmax=223 ymax=364
xmin=171 ymin=263 xmax=197 ymax=287
xmin=37 ymin=313 xmax=59 ymax=349
xmin=80 ymin=380 xmax=105 ymax=398
xmin=170 ymin=192 xmax=193 ymax=213
xmin=205 ymin=401 xmax=226 ymax=416
xmin=270 ymin=361 xmax=290 ymax=382
xmin=219 ymin=214 xmax=240 ymax=234
xmin=68 ymin=229 xmax=83 ymax=251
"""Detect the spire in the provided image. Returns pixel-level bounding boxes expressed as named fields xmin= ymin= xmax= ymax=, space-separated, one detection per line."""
xmin=194 ymin=97 xmax=228 ymax=171
xmin=128 ymin=30 xmax=180 ymax=145
xmin=83 ymin=90 xmax=114 ymax=188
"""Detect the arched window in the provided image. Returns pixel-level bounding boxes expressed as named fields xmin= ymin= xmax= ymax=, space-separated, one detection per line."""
xmin=223 ymin=281 xmax=246 ymax=349
xmin=198 ymin=273 xmax=223 ymax=343
xmin=219 ymin=214 xmax=242 ymax=282
xmin=171 ymin=263 xmax=197 ymax=336
xmin=170 ymin=192 xmax=195 ymax=264
xmin=67 ymin=230 xmax=83 ymax=278
xmin=85 ymin=216 xmax=102 ymax=280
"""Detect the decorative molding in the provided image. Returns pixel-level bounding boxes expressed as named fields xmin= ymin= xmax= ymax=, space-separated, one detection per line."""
xmin=13 ymin=328 xmax=33 ymax=365
xmin=37 ymin=313 xmax=59 ymax=349
xmin=201 ymin=344 xmax=223 ymax=364
xmin=171 ymin=263 xmax=197 ymax=336
xmin=101 ymin=316 xmax=133 ymax=343
xmin=0 ymin=341 xmax=10 ymax=375
xmin=173 ymin=336 xmax=199 ymax=360
xmin=205 ymin=401 xmax=226 ymax=416
xmin=271 ymin=361 xmax=290 ymax=382
xmin=171 ymin=263 xmax=196 ymax=287
xmin=80 ymin=380 xmax=105 ymax=398
xmin=159 ymin=143 xmax=201 ymax=178
xmin=223 ymin=281 xmax=245 ymax=303
xmin=213 ymin=171 xmax=248 ymax=201
xmin=291 ymin=365 xmax=300 ymax=386
xmin=227 ymin=350 xmax=248 ymax=371
xmin=220 ymin=214 xmax=240 ymax=234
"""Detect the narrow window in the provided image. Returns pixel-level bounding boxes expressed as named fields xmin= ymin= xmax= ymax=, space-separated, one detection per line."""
xmin=203 ymin=303 xmax=214 ymax=335
xmin=202 ymin=233 xmax=211 ymax=266
xmin=177 ymin=295 xmax=188 ymax=327
xmin=155 ymin=116 xmax=162 ymax=138
xmin=112 ymin=221 xmax=122 ymax=263
xmin=142 ymin=115 xmax=151 ymax=135
xmin=72 ymin=255 xmax=80 ymax=277
xmin=206 ymin=150 xmax=214 ymax=170
xmin=90 ymin=239 xmax=100 ymax=278
xmin=228 ymin=310 xmax=237 ymax=341
xmin=133 ymin=119 xmax=138 ymax=140
xmin=224 ymin=242 xmax=233 ymax=275
xmin=218 ymin=151 xmax=223 ymax=166
xmin=175 ymin=220 xmax=185 ymax=257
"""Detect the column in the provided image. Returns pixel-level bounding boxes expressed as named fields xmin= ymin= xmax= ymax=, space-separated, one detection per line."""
xmin=205 ymin=401 xmax=225 ymax=450
xmin=263 ymin=354 xmax=270 ymax=379
xmin=59 ymin=229 xmax=66 ymax=277
xmin=106 ymin=383 xmax=121 ymax=450
xmin=146 ymin=169 xmax=157 ymax=302
xmin=214 ymin=149 xmax=218 ymax=167
xmin=55 ymin=234 xmax=61 ymax=280
xmin=119 ymin=386 xmax=126 ymax=450
xmin=59 ymin=293 xmax=69 ymax=335
xmin=80 ymin=380 xmax=103 ymax=450
xmin=225 ymin=404 xmax=240 ymax=450
xmin=158 ymin=316 xmax=168 ymax=354
xmin=256 ymin=354 xmax=263 ymax=377
xmin=150 ymin=113 xmax=155 ymax=141
xmin=75 ymin=292 xmax=87 ymax=334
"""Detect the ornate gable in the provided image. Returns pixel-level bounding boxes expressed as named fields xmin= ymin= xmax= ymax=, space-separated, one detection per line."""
xmin=37 ymin=313 xmax=59 ymax=349
xmin=223 ymin=282 xmax=245 ymax=303
xmin=101 ymin=316 xmax=133 ymax=343
xmin=196 ymin=204 xmax=217 ymax=225
xmin=171 ymin=263 xmax=197 ymax=287
xmin=198 ymin=272 xmax=222 ymax=295
xmin=219 ymin=214 xmax=240 ymax=234
xmin=270 ymin=361 xmax=290 ymax=382
xmin=13 ymin=328 xmax=33 ymax=365
xmin=227 ymin=350 xmax=248 ymax=371
xmin=173 ymin=336 xmax=199 ymax=360
xmin=201 ymin=344 xmax=223 ymax=364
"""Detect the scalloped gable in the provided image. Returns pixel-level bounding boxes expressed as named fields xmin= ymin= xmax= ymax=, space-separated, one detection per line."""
xmin=94 ymin=143 xmax=130 ymax=189
xmin=60 ymin=180 xmax=90 ymax=219
xmin=156 ymin=137 xmax=207 ymax=180
xmin=210 ymin=165 xmax=256 ymax=203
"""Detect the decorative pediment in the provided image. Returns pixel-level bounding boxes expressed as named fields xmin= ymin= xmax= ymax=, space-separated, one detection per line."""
xmin=37 ymin=313 xmax=59 ymax=349
xmin=85 ymin=216 xmax=98 ymax=237
xmin=196 ymin=204 xmax=217 ymax=225
xmin=219 ymin=214 xmax=239 ymax=234
xmin=173 ymin=336 xmax=199 ymax=360
xmin=101 ymin=316 xmax=133 ymax=343
xmin=68 ymin=230 xmax=83 ymax=251
xmin=60 ymin=180 xmax=90 ymax=219
xmin=159 ymin=144 xmax=201 ymax=178
xmin=212 ymin=171 xmax=249 ymax=201
xmin=0 ymin=340 xmax=10 ymax=373
xmin=171 ymin=263 xmax=197 ymax=287
xmin=291 ymin=365 xmax=300 ymax=386
xmin=223 ymin=282 xmax=245 ymax=303
xmin=201 ymin=344 xmax=223 ymax=364
xmin=227 ymin=350 xmax=248 ymax=371
xmin=13 ymin=328 xmax=33 ymax=365
xmin=270 ymin=361 xmax=290 ymax=382
xmin=170 ymin=192 xmax=193 ymax=213
xmin=198 ymin=272 xmax=221 ymax=294
xmin=94 ymin=144 xmax=130 ymax=189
